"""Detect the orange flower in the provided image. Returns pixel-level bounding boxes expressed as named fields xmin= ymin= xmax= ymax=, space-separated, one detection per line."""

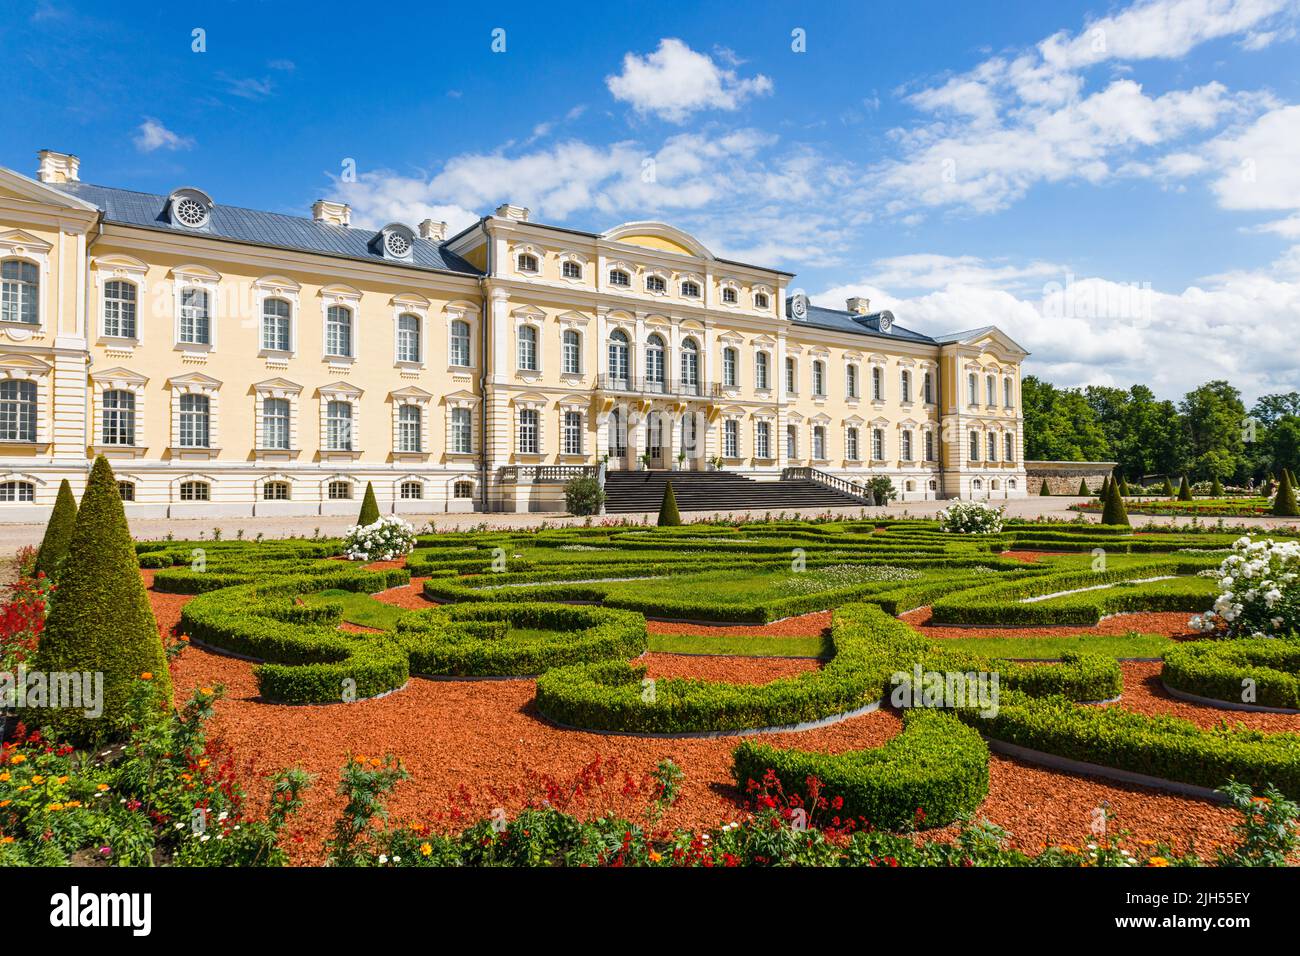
xmin=30 ymin=776 xmax=44 ymax=785
xmin=1147 ymin=857 xmax=1169 ymax=867
xmin=57 ymin=776 xmax=69 ymax=784
xmin=141 ymin=672 xmax=153 ymax=681
xmin=0 ymin=801 xmax=11 ymax=808
xmin=96 ymin=784 xmax=109 ymax=792
xmin=0 ymin=837 xmax=12 ymax=844
xmin=420 ymin=842 xmax=432 ymax=857
xmin=199 ymin=687 xmax=214 ymax=696
xmin=0 ymin=772 xmax=9 ymax=782
xmin=648 ymin=850 xmax=663 ymax=863
xmin=9 ymin=755 xmax=25 ymax=765
xmin=48 ymin=803 xmax=64 ymax=812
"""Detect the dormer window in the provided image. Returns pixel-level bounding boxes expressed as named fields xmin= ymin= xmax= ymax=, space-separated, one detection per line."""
xmin=646 ymin=274 xmax=666 ymax=293
xmin=167 ymin=188 xmax=213 ymax=230
xmin=754 ymin=291 xmax=769 ymax=310
xmin=721 ymin=287 xmax=738 ymax=304
xmin=517 ymin=252 xmax=539 ymax=273
xmin=681 ymin=280 xmax=700 ymax=298
xmin=609 ymin=269 xmax=630 ymax=288
xmin=371 ymin=223 xmax=415 ymax=262
xmin=385 ymin=231 xmax=411 ymax=258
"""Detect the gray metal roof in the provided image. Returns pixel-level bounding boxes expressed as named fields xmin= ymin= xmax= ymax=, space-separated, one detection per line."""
xmin=793 ymin=302 xmax=938 ymax=344
xmin=52 ymin=182 xmax=481 ymax=277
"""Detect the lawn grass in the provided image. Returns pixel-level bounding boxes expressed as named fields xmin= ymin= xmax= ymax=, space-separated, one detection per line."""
xmin=935 ymin=631 xmax=1178 ymax=660
xmin=304 ymin=589 xmax=407 ymax=630
xmin=647 ymin=632 xmax=832 ymax=657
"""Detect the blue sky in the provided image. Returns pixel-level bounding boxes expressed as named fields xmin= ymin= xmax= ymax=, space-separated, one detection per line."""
xmin=3 ymin=0 xmax=1299 ymax=401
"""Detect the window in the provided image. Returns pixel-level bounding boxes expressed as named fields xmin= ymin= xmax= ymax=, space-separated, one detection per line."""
xmin=1004 ymin=432 xmax=1015 ymax=462
xmin=608 ymin=408 xmax=626 ymax=457
xmin=260 ymin=398 xmax=290 ymax=450
xmin=902 ymin=430 xmax=914 ymax=461
xmin=517 ymin=252 xmax=539 ymax=272
xmin=847 ymin=364 xmax=860 ymax=400
xmin=871 ymin=365 xmax=883 ymax=401
xmin=609 ymin=269 xmax=630 ymax=287
xmin=812 ymin=360 xmax=826 ymax=397
xmin=563 ymin=410 xmax=583 ymax=455
xmin=986 ymin=374 xmax=996 ymax=406
xmin=397 ymin=314 xmax=421 ymax=363
xmin=680 ymin=338 xmax=699 ymax=389
xmin=103 ymin=280 xmax=137 ymax=338
xmin=846 ymin=427 xmax=860 ymax=461
xmin=517 ymin=325 xmax=538 ymax=371
xmin=721 ymin=287 xmax=737 ymax=304
xmin=925 ymin=431 xmax=935 ymax=461
xmin=117 ymin=480 xmax=136 ymax=502
xmin=988 ymin=432 xmax=998 ymax=462
xmin=263 ymin=481 xmax=290 ymax=500
xmin=453 ymin=480 xmax=474 ymax=499
xmin=644 ymin=334 xmax=664 ymax=388
xmin=646 ymin=274 xmax=666 ymax=293
xmin=178 ymin=394 xmax=210 ymax=448
xmin=400 ymin=480 xmax=423 ymax=500
xmin=812 ymin=425 xmax=826 ymax=460
xmin=179 ymin=288 xmax=211 ymax=345
xmin=609 ymin=330 xmax=631 ymax=384
xmin=1003 ymin=377 xmax=1013 ymax=407
xmin=326 ymin=305 xmax=353 ymax=357
xmin=262 ymin=298 xmax=291 ymax=352
xmin=969 ymin=430 xmax=979 ymax=461
xmin=755 ymin=352 xmax=770 ymax=390
xmin=785 ymin=357 xmax=797 ymax=394
xmin=786 ymin=424 xmax=798 ymax=459
xmin=562 ymin=260 xmax=582 ymax=280
xmin=723 ymin=419 xmax=739 ymax=458
xmin=968 ymin=373 xmax=978 ymax=406
xmin=327 ymin=480 xmax=352 ymax=500
xmin=179 ymin=480 xmax=210 ymax=501
xmin=562 ymin=329 xmax=581 ymax=375
xmin=923 ymin=371 xmax=934 ymax=403
xmin=972 ymin=478 xmax=983 ymax=492
xmin=326 ymin=400 xmax=353 ymax=451
xmin=398 ymin=404 xmax=422 ymax=453
xmin=0 ymin=380 xmax=37 ymax=443
xmin=755 ymin=420 xmax=771 ymax=458
xmin=449 ymin=319 xmax=471 ymax=367
xmin=754 ymin=291 xmax=769 ymax=310
xmin=450 ymin=407 xmax=472 ymax=454
xmin=518 ymin=408 xmax=539 ymax=454
xmin=1 ymin=260 xmax=39 ymax=325
xmin=102 ymin=389 xmax=136 ymax=446
xmin=722 ymin=347 xmax=738 ymax=387
xmin=900 ymin=369 xmax=912 ymax=403
xmin=872 ymin=428 xmax=885 ymax=461
xmin=681 ymin=280 xmax=700 ymax=298
xmin=0 ymin=481 xmax=34 ymax=502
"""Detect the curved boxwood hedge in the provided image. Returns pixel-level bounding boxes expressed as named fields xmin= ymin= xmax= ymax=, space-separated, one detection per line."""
xmin=1162 ymin=638 xmax=1300 ymax=710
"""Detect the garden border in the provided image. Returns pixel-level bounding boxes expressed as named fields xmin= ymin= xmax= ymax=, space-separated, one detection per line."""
xmin=1160 ymin=680 xmax=1300 ymax=715
xmin=538 ymin=696 xmax=883 ymax=739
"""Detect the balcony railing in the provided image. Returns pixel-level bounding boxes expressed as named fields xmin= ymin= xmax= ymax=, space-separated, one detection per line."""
xmin=781 ymin=467 xmax=874 ymax=504
xmin=596 ymin=375 xmax=722 ymax=398
xmin=498 ymin=465 xmax=598 ymax=483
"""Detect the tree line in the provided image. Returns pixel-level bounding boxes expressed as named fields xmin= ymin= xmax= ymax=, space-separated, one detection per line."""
xmin=1022 ymin=377 xmax=1300 ymax=485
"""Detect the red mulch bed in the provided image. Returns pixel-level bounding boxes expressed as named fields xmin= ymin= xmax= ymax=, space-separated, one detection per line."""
xmin=1113 ymin=662 xmax=1300 ymax=732
xmin=370 ymin=579 xmax=438 ymax=610
xmin=641 ymin=652 xmax=821 ymax=683
xmin=646 ymin=610 xmax=831 ymax=637
xmin=998 ymin=550 xmax=1075 ymax=563
xmin=899 ymin=607 xmax=1201 ymax=640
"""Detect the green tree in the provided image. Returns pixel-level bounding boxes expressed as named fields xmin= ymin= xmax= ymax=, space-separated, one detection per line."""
xmin=1039 ymin=479 xmax=1050 ymax=496
xmin=1161 ymin=476 xmax=1175 ymax=497
xmin=30 ymin=457 xmax=171 ymax=744
xmin=358 ymin=482 xmax=380 ymax=526
xmin=1180 ymin=380 xmax=1247 ymax=482
xmin=1022 ymin=376 xmax=1112 ymax=461
xmin=657 ymin=481 xmax=681 ymax=527
xmin=1177 ymin=476 xmax=1194 ymax=501
xmin=34 ymin=478 xmax=78 ymax=581
xmin=564 ymin=476 xmax=605 ymax=516
xmin=1273 ymin=470 xmax=1299 ymax=517
xmin=1077 ymin=477 xmax=1090 ymax=496
xmin=1210 ymin=475 xmax=1224 ymax=497
xmin=1250 ymin=392 xmax=1300 ymax=428
xmin=1101 ymin=476 xmax=1130 ymax=527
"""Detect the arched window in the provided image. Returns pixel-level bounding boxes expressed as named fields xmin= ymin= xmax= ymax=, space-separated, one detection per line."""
xmin=645 ymin=333 xmax=665 ymax=389
xmin=967 ymin=373 xmax=978 ymax=406
xmin=609 ymin=269 xmax=630 ymax=288
xmin=901 ymin=429 xmax=914 ymax=461
xmin=872 ymin=428 xmax=885 ymax=461
xmin=326 ymin=305 xmax=353 ymax=357
xmin=517 ymin=325 xmax=538 ymax=371
xmin=562 ymin=329 xmax=581 ymax=375
xmin=923 ymin=371 xmax=934 ymax=403
xmin=327 ymin=480 xmax=352 ymax=500
xmin=262 ymin=297 xmax=291 ymax=352
xmin=968 ymin=430 xmax=980 ymax=461
xmin=517 ymin=252 xmax=539 ymax=273
xmin=400 ymin=480 xmax=424 ymax=499
xmin=1004 ymin=432 xmax=1015 ymax=462
xmin=722 ymin=347 xmax=738 ymax=387
xmin=987 ymin=432 xmax=998 ymax=461
xmin=754 ymin=291 xmax=769 ymax=310
xmin=178 ymin=394 xmax=210 ymax=448
xmin=562 ymin=260 xmax=582 ymax=279
xmin=398 ymin=404 xmax=422 ymax=453
xmin=846 ymin=427 xmax=860 ymax=461
xmin=117 ymin=480 xmax=136 ymax=502
xmin=755 ymin=420 xmax=771 ymax=458
xmin=925 ymin=430 xmax=935 ymax=461
xmin=102 ymin=389 xmax=136 ymax=446
xmin=1 ymin=260 xmax=39 ymax=325
xmin=517 ymin=408 xmax=539 ymax=454
xmin=721 ymin=287 xmax=738 ymax=304
xmin=263 ymin=480 xmax=291 ymax=500
xmin=0 ymin=380 xmax=36 ymax=443
xmin=986 ymin=374 xmax=996 ymax=405
xmin=646 ymin=274 xmax=666 ymax=293
xmin=755 ymin=351 xmax=770 ymax=390
xmin=723 ymin=419 xmax=739 ymax=457
xmin=326 ymin=400 xmax=353 ymax=451
xmin=1003 ymin=377 xmax=1013 ymax=407
xmin=179 ymin=480 xmax=210 ymax=501
xmin=972 ymin=478 xmax=983 ymax=492
xmin=0 ymin=481 xmax=34 ymax=502
xmin=1008 ymin=478 xmax=1017 ymax=490
xmin=449 ymin=319 xmax=471 ymax=367
xmin=679 ymin=337 xmax=699 ymax=391
xmin=453 ymin=480 xmax=474 ymax=499
xmin=562 ymin=410 xmax=584 ymax=455
xmin=681 ymin=280 xmax=700 ymax=298
xmin=608 ymin=407 xmax=626 ymax=457
xmin=179 ymin=288 xmax=211 ymax=345
xmin=397 ymin=313 xmax=421 ymax=363
xmin=608 ymin=329 xmax=630 ymax=386
xmin=905 ymin=480 xmax=915 ymax=493
xmin=900 ymin=369 xmax=912 ymax=403
xmin=103 ymin=280 xmax=138 ymax=338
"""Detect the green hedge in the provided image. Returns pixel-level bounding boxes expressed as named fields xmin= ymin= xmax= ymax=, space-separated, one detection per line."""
xmin=1162 ymin=638 xmax=1300 ymax=710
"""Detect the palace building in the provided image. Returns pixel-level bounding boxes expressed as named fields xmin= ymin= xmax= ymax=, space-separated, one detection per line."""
xmin=0 ymin=149 xmax=1028 ymax=519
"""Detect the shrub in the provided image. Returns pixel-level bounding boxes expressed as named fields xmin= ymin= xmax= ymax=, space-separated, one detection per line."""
xmin=343 ymin=515 xmax=416 ymax=562
xmin=1273 ymin=470 xmax=1299 ymax=517
xmin=938 ymin=501 xmax=1004 ymax=534
xmin=867 ymin=476 xmax=897 ymax=505
xmin=1162 ymin=476 xmax=1176 ymax=497
xmin=34 ymin=478 xmax=78 ymax=582
xmin=1189 ymin=536 xmax=1300 ymax=639
xmin=1039 ymin=479 xmax=1050 ymax=496
xmin=657 ymin=481 xmax=681 ymax=527
xmin=1178 ymin=476 xmax=1194 ymax=501
xmin=1211 ymin=476 xmax=1225 ymax=497
xmin=1163 ymin=638 xmax=1300 ymax=710
xmin=1118 ymin=475 xmax=1130 ymax=496
xmin=358 ymin=481 xmax=381 ymax=526
xmin=1077 ymin=478 xmax=1090 ymax=496
xmin=1101 ymin=476 xmax=1130 ymax=527
xmin=29 ymin=456 xmax=171 ymax=743
xmin=564 ymin=475 xmax=605 ymax=516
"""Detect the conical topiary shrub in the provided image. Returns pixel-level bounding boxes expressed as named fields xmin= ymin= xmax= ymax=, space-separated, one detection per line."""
xmin=1039 ymin=479 xmax=1051 ymax=496
xmin=34 ymin=478 xmax=78 ymax=581
xmin=1101 ymin=475 xmax=1130 ymax=526
xmin=1210 ymin=475 xmax=1224 ymax=498
xmin=1273 ymin=470 xmax=1300 ymax=517
xmin=1161 ymin=476 xmax=1175 ymax=497
xmin=1177 ymin=476 xmax=1193 ymax=501
xmin=358 ymin=481 xmax=380 ymax=526
xmin=1118 ymin=475 xmax=1130 ymax=496
xmin=30 ymin=456 xmax=171 ymax=744
xmin=1077 ymin=478 xmax=1090 ymax=496
xmin=657 ymin=480 xmax=681 ymax=527
xmin=1100 ymin=476 xmax=1111 ymax=500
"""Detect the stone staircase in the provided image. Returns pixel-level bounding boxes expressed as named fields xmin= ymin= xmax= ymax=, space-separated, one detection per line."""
xmin=602 ymin=470 xmax=869 ymax=514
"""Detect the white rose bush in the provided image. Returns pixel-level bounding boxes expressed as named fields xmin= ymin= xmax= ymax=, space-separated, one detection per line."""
xmin=343 ymin=514 xmax=417 ymax=562
xmin=938 ymin=500 xmax=1004 ymax=534
xmin=1190 ymin=536 xmax=1300 ymax=639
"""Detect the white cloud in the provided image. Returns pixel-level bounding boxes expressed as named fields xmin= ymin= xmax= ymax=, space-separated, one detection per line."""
xmin=1206 ymin=103 xmax=1300 ymax=212
xmin=133 ymin=118 xmax=193 ymax=153
xmin=606 ymin=38 xmax=773 ymax=122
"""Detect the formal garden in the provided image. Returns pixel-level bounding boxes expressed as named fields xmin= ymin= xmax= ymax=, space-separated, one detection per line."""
xmin=3 ymin=457 xmax=1300 ymax=867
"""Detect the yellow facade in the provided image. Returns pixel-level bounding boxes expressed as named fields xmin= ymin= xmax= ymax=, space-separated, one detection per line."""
xmin=0 ymin=151 xmax=1027 ymax=518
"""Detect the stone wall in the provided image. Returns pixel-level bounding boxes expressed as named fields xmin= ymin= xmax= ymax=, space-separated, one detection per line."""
xmin=1024 ymin=460 xmax=1117 ymax=496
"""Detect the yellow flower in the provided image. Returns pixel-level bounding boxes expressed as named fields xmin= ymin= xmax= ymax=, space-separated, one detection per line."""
xmin=1147 ymin=856 xmax=1169 ymax=867
xmin=96 ymin=784 xmax=109 ymax=792
xmin=141 ymin=672 xmax=153 ymax=681
xmin=353 ymin=755 xmax=366 ymax=764
xmin=16 ymin=786 xmax=29 ymax=793
xmin=200 ymin=687 xmax=214 ymax=696
xmin=0 ymin=837 xmax=13 ymax=844
xmin=10 ymin=755 xmax=26 ymax=765
xmin=420 ymin=842 xmax=432 ymax=857
xmin=30 ymin=775 xmax=44 ymax=785
xmin=57 ymin=776 xmax=69 ymax=784
xmin=48 ymin=803 xmax=63 ymax=812
xmin=0 ymin=772 xmax=9 ymax=782
xmin=0 ymin=801 xmax=10 ymax=808
xmin=64 ymin=801 xmax=82 ymax=809
xmin=1061 ymin=845 xmax=1079 ymax=853
xmin=648 ymin=850 xmax=663 ymax=863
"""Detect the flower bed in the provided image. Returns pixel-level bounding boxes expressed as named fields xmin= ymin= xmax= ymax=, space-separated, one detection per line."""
xmin=1189 ymin=536 xmax=1300 ymax=639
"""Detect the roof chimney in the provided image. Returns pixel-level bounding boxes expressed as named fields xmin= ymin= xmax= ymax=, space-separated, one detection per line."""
xmin=418 ymin=219 xmax=447 ymax=241
xmin=311 ymin=199 xmax=351 ymax=227
xmin=494 ymin=203 xmax=530 ymax=222
xmin=846 ymin=296 xmax=871 ymax=315
xmin=37 ymin=150 xmax=80 ymax=184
